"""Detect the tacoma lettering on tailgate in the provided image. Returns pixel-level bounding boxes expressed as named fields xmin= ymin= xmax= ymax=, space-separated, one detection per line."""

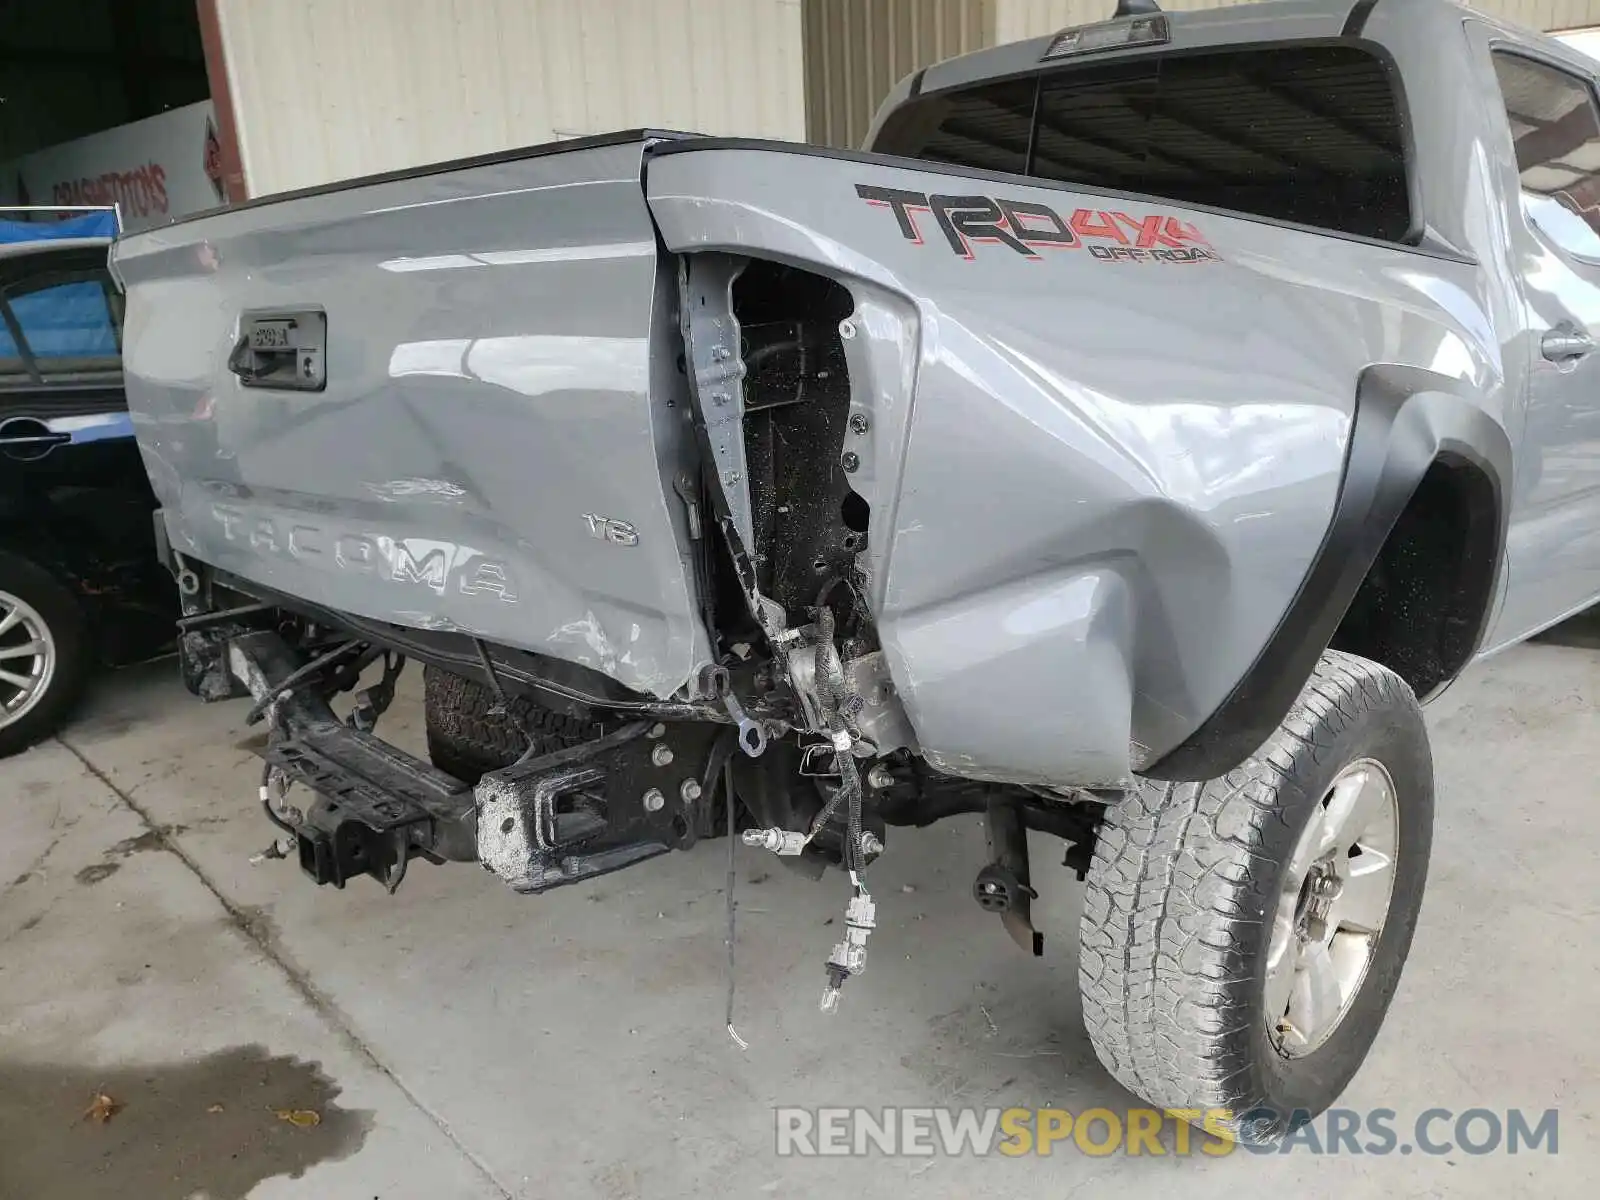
xmin=211 ymin=504 xmax=521 ymax=602
xmin=856 ymin=183 xmax=1220 ymax=264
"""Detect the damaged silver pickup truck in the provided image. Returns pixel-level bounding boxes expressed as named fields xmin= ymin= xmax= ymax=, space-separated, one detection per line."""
xmin=111 ymin=0 xmax=1600 ymax=1138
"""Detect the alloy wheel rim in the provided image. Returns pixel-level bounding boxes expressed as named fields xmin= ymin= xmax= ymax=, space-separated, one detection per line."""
xmin=1264 ymin=757 xmax=1400 ymax=1058
xmin=0 ymin=590 xmax=57 ymax=730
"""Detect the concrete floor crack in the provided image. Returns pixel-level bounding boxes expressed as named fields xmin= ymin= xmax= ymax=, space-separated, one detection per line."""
xmin=55 ymin=735 xmax=518 ymax=1200
xmin=3 ymin=829 xmax=68 ymax=901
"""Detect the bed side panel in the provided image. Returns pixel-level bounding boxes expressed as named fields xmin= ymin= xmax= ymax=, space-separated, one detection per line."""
xmin=648 ymin=145 xmax=1498 ymax=783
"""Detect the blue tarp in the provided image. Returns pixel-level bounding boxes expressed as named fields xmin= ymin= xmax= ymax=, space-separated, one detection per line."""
xmin=0 ymin=211 xmax=119 ymax=365
xmin=0 ymin=210 xmax=117 ymax=244
xmin=0 ymin=281 xmax=118 ymax=359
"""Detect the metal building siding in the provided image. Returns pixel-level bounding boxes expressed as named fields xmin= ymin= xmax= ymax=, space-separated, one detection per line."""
xmin=214 ymin=0 xmax=805 ymax=198
xmin=994 ymin=0 xmax=1600 ymax=43
xmin=1518 ymin=0 xmax=1600 ymax=29
xmin=803 ymin=0 xmax=997 ymax=148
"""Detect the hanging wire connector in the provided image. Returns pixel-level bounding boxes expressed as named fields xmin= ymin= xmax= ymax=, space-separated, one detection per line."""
xmin=724 ymin=759 xmax=750 ymax=1050
xmin=740 ymin=826 xmax=809 ymax=855
xmin=820 ymin=875 xmax=876 ymax=1014
xmin=252 ymin=763 xmax=298 ymax=863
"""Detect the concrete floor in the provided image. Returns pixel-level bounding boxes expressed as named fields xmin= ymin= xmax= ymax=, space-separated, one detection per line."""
xmin=3 ymin=622 xmax=1598 ymax=1199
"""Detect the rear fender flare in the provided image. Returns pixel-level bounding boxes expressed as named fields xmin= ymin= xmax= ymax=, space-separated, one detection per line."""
xmin=1142 ymin=364 xmax=1511 ymax=782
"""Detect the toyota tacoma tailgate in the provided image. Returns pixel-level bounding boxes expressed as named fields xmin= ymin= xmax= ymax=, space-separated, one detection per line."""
xmin=113 ymin=133 xmax=707 ymax=700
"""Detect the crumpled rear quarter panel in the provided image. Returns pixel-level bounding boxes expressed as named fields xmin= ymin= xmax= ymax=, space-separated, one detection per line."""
xmin=647 ymin=145 xmax=1497 ymax=784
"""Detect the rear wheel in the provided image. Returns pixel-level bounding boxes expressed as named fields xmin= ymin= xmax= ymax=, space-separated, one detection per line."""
xmin=0 ymin=550 xmax=91 ymax=757
xmin=422 ymin=665 xmax=602 ymax=783
xmin=1078 ymin=651 xmax=1432 ymax=1141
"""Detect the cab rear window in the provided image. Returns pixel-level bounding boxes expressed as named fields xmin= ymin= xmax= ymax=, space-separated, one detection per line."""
xmin=872 ymin=44 xmax=1413 ymax=243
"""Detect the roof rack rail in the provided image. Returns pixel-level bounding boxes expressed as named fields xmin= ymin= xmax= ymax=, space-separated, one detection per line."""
xmin=0 ymin=204 xmax=122 ymax=231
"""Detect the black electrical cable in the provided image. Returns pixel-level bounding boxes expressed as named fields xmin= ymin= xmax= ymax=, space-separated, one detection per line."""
xmin=799 ymin=745 xmax=868 ymax=871
xmin=279 ymin=605 xmax=706 ymax=716
xmin=244 ymin=639 xmax=364 ymax=725
xmin=724 ymin=758 xmax=747 ymax=1048
xmin=700 ymin=729 xmax=738 ymax=827
xmin=814 ymin=574 xmax=863 ymax=619
xmin=259 ymin=762 xmax=296 ymax=836
xmin=346 ymin=652 xmax=406 ymax=730
xmin=176 ymin=601 xmax=275 ymax=630
xmin=843 ymin=754 xmax=864 ymax=873
xmin=474 ymin=635 xmax=539 ymax=756
xmin=807 ymin=768 xmax=845 ymax=838
xmin=472 ymin=636 xmax=510 ymax=708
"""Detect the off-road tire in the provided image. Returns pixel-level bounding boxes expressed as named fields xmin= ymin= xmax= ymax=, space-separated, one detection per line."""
xmin=0 ymin=549 xmax=91 ymax=758
xmin=1078 ymin=650 xmax=1433 ymax=1141
xmin=422 ymin=665 xmax=602 ymax=783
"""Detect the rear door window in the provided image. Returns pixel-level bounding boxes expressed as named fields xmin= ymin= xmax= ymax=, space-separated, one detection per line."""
xmin=872 ymin=44 xmax=1413 ymax=243
xmin=1491 ymin=51 xmax=1600 ymax=260
xmin=0 ymin=272 xmax=122 ymax=385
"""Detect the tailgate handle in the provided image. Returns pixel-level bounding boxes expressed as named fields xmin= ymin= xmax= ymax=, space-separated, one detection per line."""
xmin=229 ymin=310 xmax=327 ymax=391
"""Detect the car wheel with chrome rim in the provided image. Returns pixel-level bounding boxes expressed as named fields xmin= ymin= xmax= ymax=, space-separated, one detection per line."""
xmin=1265 ymin=757 xmax=1401 ymax=1058
xmin=0 ymin=549 xmax=91 ymax=757
xmin=1079 ymin=650 xmax=1433 ymax=1143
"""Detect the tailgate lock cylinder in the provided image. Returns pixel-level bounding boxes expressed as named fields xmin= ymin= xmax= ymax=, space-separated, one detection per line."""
xmin=229 ymin=310 xmax=327 ymax=392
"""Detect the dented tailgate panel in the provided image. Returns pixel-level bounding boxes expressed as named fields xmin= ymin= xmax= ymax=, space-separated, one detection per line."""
xmin=114 ymin=136 xmax=707 ymax=699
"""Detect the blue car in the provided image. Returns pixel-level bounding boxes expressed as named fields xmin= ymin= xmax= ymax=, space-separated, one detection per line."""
xmin=0 ymin=209 xmax=175 ymax=754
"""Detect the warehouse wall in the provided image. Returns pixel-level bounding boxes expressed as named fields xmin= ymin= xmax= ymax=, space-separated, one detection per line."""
xmin=214 ymin=0 xmax=806 ymax=198
xmin=0 ymin=0 xmax=208 ymax=163
xmin=803 ymin=0 xmax=996 ymax=148
xmin=995 ymin=0 xmax=1600 ymax=43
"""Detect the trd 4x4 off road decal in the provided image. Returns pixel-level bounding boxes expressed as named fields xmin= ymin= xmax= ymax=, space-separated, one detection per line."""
xmin=856 ymin=184 xmax=1220 ymax=264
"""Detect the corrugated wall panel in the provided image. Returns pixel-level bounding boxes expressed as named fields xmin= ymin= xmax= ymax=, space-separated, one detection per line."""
xmin=995 ymin=0 xmax=1600 ymax=44
xmin=215 ymin=0 xmax=805 ymax=197
xmin=1531 ymin=0 xmax=1592 ymax=29
xmin=803 ymin=0 xmax=996 ymax=148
